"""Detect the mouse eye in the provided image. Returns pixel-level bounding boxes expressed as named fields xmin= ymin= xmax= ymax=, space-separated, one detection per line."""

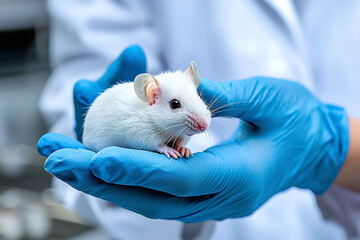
xmin=170 ymin=99 xmax=181 ymax=109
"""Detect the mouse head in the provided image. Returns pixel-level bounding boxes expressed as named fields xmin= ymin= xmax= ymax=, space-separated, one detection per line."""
xmin=134 ymin=61 xmax=211 ymax=137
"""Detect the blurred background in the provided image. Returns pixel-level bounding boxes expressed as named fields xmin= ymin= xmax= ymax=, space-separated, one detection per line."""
xmin=0 ymin=0 xmax=96 ymax=239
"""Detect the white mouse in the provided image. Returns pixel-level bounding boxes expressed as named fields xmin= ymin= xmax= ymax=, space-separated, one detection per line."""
xmin=82 ymin=61 xmax=211 ymax=158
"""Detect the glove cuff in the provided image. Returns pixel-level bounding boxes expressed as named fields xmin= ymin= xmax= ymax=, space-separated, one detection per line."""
xmin=303 ymin=105 xmax=350 ymax=194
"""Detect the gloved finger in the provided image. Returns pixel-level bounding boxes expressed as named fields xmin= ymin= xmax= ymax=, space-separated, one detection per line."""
xmin=96 ymin=44 xmax=146 ymax=90
xmin=199 ymin=77 xmax=286 ymax=123
xmin=73 ymin=79 xmax=102 ymax=141
xmin=198 ymin=77 xmax=258 ymax=119
xmin=90 ymin=146 xmax=231 ymax=197
xmin=44 ymin=148 xmax=211 ymax=222
xmin=37 ymin=133 xmax=86 ymax=157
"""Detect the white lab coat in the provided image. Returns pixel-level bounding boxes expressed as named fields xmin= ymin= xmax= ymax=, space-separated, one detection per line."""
xmin=40 ymin=0 xmax=360 ymax=239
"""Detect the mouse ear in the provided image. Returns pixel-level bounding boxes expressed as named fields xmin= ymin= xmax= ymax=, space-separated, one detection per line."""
xmin=134 ymin=73 xmax=160 ymax=105
xmin=184 ymin=61 xmax=200 ymax=88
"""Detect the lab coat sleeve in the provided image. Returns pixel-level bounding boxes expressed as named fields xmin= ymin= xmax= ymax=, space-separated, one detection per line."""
xmin=40 ymin=0 xmax=183 ymax=239
xmin=284 ymin=73 xmax=360 ymax=238
xmin=316 ymin=185 xmax=360 ymax=238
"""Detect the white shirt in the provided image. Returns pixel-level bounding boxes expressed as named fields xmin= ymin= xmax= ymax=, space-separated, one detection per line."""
xmin=40 ymin=0 xmax=360 ymax=239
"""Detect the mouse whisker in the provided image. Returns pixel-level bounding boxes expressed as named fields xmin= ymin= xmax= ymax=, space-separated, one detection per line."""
xmin=207 ymin=86 xmax=227 ymax=108
xmin=211 ymin=107 xmax=247 ymax=116
xmin=171 ymin=127 xmax=189 ymax=149
xmin=210 ymin=102 xmax=246 ymax=113
xmin=237 ymin=126 xmax=251 ymax=135
xmin=159 ymin=124 xmax=186 ymax=147
xmin=209 ymin=96 xmax=266 ymax=112
xmin=164 ymin=128 xmax=183 ymax=148
xmin=207 ymin=87 xmax=231 ymax=110
xmin=199 ymin=85 xmax=205 ymax=96
xmin=210 ymin=99 xmax=266 ymax=116
xmin=164 ymin=126 xmax=188 ymax=150
xmin=205 ymin=130 xmax=211 ymax=144
xmin=138 ymin=123 xmax=185 ymax=151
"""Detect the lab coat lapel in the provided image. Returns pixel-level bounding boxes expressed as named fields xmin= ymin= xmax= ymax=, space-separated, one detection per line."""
xmin=261 ymin=0 xmax=315 ymax=90
xmin=262 ymin=0 xmax=302 ymax=45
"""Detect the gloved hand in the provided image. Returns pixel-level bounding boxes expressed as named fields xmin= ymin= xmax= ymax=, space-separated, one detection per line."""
xmin=73 ymin=45 xmax=146 ymax=141
xmin=38 ymin=76 xmax=349 ymax=223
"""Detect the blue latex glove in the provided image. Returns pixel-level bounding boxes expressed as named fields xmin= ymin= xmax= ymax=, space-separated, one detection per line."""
xmin=38 ymin=76 xmax=349 ymax=222
xmin=74 ymin=45 xmax=146 ymax=141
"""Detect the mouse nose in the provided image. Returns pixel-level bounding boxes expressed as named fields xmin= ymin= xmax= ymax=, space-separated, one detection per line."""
xmin=189 ymin=114 xmax=208 ymax=132
xmin=198 ymin=121 xmax=207 ymax=131
xmin=197 ymin=118 xmax=208 ymax=131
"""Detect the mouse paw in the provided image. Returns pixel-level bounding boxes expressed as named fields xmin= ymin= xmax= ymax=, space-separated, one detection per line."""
xmin=159 ymin=146 xmax=181 ymax=159
xmin=176 ymin=146 xmax=192 ymax=158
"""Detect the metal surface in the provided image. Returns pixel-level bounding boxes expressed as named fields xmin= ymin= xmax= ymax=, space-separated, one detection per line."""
xmin=0 ymin=0 xmax=47 ymax=31
xmin=0 ymin=1 xmax=100 ymax=238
